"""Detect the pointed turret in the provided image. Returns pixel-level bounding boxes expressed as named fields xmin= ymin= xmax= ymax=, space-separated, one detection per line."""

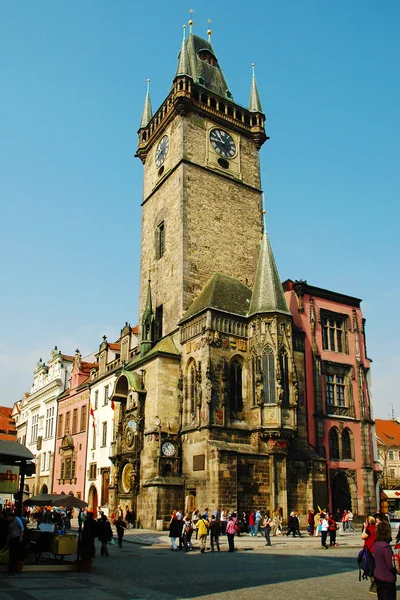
xmin=141 ymin=277 xmax=154 ymax=356
xmin=176 ymin=25 xmax=191 ymax=77
xmin=248 ymin=232 xmax=290 ymax=317
xmin=249 ymin=63 xmax=263 ymax=113
xmin=139 ymin=79 xmax=152 ymax=129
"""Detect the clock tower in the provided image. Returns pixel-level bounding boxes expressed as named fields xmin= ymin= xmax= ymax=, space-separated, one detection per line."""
xmin=111 ymin=21 xmax=309 ymax=528
xmin=136 ymin=24 xmax=267 ymax=338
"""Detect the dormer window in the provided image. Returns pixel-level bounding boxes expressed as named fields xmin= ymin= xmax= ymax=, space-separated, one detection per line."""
xmin=198 ymin=50 xmax=218 ymax=67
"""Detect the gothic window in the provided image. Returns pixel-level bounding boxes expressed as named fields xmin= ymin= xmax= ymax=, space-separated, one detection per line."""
xmin=342 ymin=428 xmax=353 ymax=460
xmin=251 ymin=354 xmax=259 ymax=406
xmin=187 ymin=361 xmax=196 ymax=418
xmin=321 ymin=311 xmax=348 ymax=353
xmin=262 ymin=347 xmax=276 ymax=404
xmin=329 ymin=428 xmax=340 ymax=460
xmin=279 ymin=349 xmax=289 ymax=405
xmin=230 ymin=359 xmax=243 ymax=417
xmin=156 ymin=221 xmax=165 ymax=259
xmin=155 ymin=305 xmax=163 ymax=342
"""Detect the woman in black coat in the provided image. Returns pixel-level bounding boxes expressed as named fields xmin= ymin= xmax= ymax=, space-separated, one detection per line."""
xmin=97 ymin=515 xmax=113 ymax=556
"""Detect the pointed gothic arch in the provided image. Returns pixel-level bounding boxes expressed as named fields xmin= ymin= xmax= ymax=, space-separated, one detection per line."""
xmin=342 ymin=428 xmax=354 ymax=461
xmin=262 ymin=345 xmax=276 ymax=404
xmin=185 ymin=359 xmax=197 ymax=424
xmin=229 ymin=355 xmax=243 ymax=419
xmin=329 ymin=427 xmax=340 ymax=460
xmin=279 ymin=347 xmax=290 ymax=405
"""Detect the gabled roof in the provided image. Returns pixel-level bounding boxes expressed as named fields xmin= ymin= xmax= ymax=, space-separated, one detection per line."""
xmin=375 ymin=419 xmax=400 ymax=447
xmin=179 ymin=273 xmax=252 ymax=324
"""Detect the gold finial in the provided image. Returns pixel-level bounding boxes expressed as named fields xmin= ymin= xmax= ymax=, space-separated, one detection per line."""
xmin=189 ymin=8 xmax=194 ymax=32
xmin=146 ymin=78 xmax=150 ymax=92
xmin=182 ymin=24 xmax=186 ymax=41
xmin=207 ymin=19 xmax=212 ymax=40
xmin=252 ymin=63 xmax=255 ymax=77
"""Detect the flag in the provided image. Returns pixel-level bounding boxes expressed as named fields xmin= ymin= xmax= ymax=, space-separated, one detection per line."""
xmin=111 ymin=399 xmax=115 ymax=410
xmin=90 ymin=404 xmax=95 ymax=428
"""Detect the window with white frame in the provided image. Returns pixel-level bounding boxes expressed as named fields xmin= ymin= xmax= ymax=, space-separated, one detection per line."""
xmin=31 ymin=414 xmax=39 ymax=444
xmin=325 ymin=374 xmax=345 ymax=406
xmin=103 ymin=385 xmax=109 ymax=406
xmin=45 ymin=407 xmax=54 ymax=438
xmin=389 ymin=450 xmax=394 ymax=461
xmin=94 ymin=390 xmax=99 ymax=410
xmin=101 ymin=422 xmax=107 ymax=447
xmin=41 ymin=453 xmax=46 ymax=472
xmin=321 ymin=311 xmax=348 ymax=353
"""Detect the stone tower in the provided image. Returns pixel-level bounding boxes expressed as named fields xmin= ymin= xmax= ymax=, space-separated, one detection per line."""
xmin=110 ymin=23 xmax=313 ymax=527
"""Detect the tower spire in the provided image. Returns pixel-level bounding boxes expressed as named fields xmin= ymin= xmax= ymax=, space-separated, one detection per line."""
xmin=141 ymin=274 xmax=154 ymax=356
xmin=249 ymin=63 xmax=263 ymax=113
xmin=248 ymin=232 xmax=290 ymax=317
xmin=176 ymin=25 xmax=191 ymax=77
xmin=139 ymin=79 xmax=153 ymax=129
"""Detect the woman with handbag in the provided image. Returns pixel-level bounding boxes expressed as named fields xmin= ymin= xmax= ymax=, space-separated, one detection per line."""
xmin=262 ymin=512 xmax=272 ymax=546
xmin=182 ymin=512 xmax=194 ymax=551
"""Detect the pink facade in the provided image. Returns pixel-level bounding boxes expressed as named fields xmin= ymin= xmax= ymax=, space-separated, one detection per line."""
xmin=283 ymin=280 xmax=379 ymax=516
xmin=52 ymin=352 xmax=97 ymax=499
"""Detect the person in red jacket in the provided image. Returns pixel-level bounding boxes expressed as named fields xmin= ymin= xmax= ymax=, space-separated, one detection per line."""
xmin=248 ymin=511 xmax=256 ymax=537
xmin=328 ymin=512 xmax=338 ymax=547
xmin=362 ymin=516 xmax=377 ymax=594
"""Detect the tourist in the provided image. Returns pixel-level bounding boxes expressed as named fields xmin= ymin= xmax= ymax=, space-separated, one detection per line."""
xmin=254 ymin=509 xmax=262 ymax=537
xmin=272 ymin=509 xmax=282 ymax=536
xmin=220 ymin=508 xmax=227 ymax=535
xmin=334 ymin=508 xmax=343 ymax=535
xmin=196 ymin=513 xmax=210 ymax=554
xmin=115 ymin=515 xmax=127 ymax=548
xmin=182 ymin=512 xmax=194 ymax=551
xmin=286 ymin=511 xmax=297 ymax=537
xmin=361 ymin=516 xmax=377 ymax=594
xmin=294 ymin=512 xmax=302 ymax=537
xmin=6 ymin=512 xmax=24 ymax=575
xmin=374 ymin=520 xmax=396 ymax=600
xmin=209 ymin=515 xmax=221 ymax=552
xmin=342 ymin=509 xmax=349 ymax=532
xmin=307 ymin=510 xmax=315 ymax=536
xmin=248 ymin=511 xmax=256 ymax=536
xmin=262 ymin=511 xmax=272 ymax=546
xmin=319 ymin=512 xmax=329 ymax=549
xmin=226 ymin=514 xmax=239 ymax=552
xmin=168 ymin=511 xmax=181 ymax=551
xmin=81 ymin=510 xmax=98 ymax=560
xmin=347 ymin=510 xmax=356 ymax=532
xmin=98 ymin=514 xmax=113 ymax=557
xmin=328 ymin=512 xmax=338 ymax=547
xmin=314 ymin=511 xmax=321 ymax=537
xmin=192 ymin=509 xmax=200 ymax=540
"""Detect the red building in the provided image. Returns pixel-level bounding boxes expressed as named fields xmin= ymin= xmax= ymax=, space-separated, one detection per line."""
xmin=52 ymin=350 xmax=98 ymax=499
xmin=283 ymin=279 xmax=380 ymax=516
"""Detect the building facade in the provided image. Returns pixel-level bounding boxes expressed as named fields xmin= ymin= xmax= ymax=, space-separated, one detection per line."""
xmin=52 ymin=350 xmax=96 ymax=499
xmin=283 ymin=280 xmax=380 ymax=516
xmin=106 ymin=24 xmax=378 ymax=528
xmin=24 ymin=348 xmax=74 ymax=496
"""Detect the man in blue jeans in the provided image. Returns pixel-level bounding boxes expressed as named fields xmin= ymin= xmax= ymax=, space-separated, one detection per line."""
xmin=6 ymin=512 xmax=24 ymax=575
xmin=254 ymin=510 xmax=262 ymax=537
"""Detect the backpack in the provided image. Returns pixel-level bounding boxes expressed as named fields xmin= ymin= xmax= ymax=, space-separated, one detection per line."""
xmin=357 ymin=547 xmax=375 ymax=581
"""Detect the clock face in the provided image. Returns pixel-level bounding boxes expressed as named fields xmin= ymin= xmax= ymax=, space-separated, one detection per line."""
xmin=121 ymin=463 xmax=132 ymax=493
xmin=161 ymin=441 xmax=176 ymax=457
xmin=209 ymin=128 xmax=236 ymax=158
xmin=124 ymin=419 xmax=137 ymax=448
xmin=155 ymin=135 xmax=169 ymax=167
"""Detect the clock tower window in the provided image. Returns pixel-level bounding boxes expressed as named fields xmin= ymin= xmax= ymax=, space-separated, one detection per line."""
xmin=156 ymin=221 xmax=165 ymax=260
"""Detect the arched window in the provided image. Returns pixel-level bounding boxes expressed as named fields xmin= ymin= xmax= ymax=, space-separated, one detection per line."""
xmin=279 ymin=349 xmax=289 ymax=405
xmin=342 ymin=428 xmax=353 ymax=460
xmin=230 ymin=359 xmax=243 ymax=418
xmin=329 ymin=428 xmax=340 ymax=460
xmin=263 ymin=347 xmax=276 ymax=404
xmin=251 ymin=353 xmax=258 ymax=406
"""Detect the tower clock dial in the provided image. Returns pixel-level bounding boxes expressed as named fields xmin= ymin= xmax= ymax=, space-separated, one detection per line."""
xmin=161 ymin=441 xmax=176 ymax=457
xmin=209 ymin=128 xmax=236 ymax=158
xmin=155 ymin=135 xmax=169 ymax=167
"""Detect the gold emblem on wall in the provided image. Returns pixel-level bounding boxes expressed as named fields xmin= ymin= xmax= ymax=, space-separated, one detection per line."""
xmin=121 ymin=463 xmax=132 ymax=494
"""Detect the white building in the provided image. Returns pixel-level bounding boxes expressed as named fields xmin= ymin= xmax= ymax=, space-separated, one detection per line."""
xmin=24 ymin=347 xmax=74 ymax=495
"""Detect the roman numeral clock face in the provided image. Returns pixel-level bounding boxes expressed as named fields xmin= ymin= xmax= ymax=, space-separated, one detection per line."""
xmin=209 ymin=128 xmax=236 ymax=158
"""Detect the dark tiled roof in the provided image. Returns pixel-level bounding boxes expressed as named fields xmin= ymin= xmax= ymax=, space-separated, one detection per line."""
xmin=180 ymin=273 xmax=252 ymax=324
xmin=185 ymin=33 xmax=232 ymax=99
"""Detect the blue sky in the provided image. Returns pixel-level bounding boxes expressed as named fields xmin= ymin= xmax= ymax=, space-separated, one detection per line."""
xmin=1 ymin=1 xmax=399 ymax=418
